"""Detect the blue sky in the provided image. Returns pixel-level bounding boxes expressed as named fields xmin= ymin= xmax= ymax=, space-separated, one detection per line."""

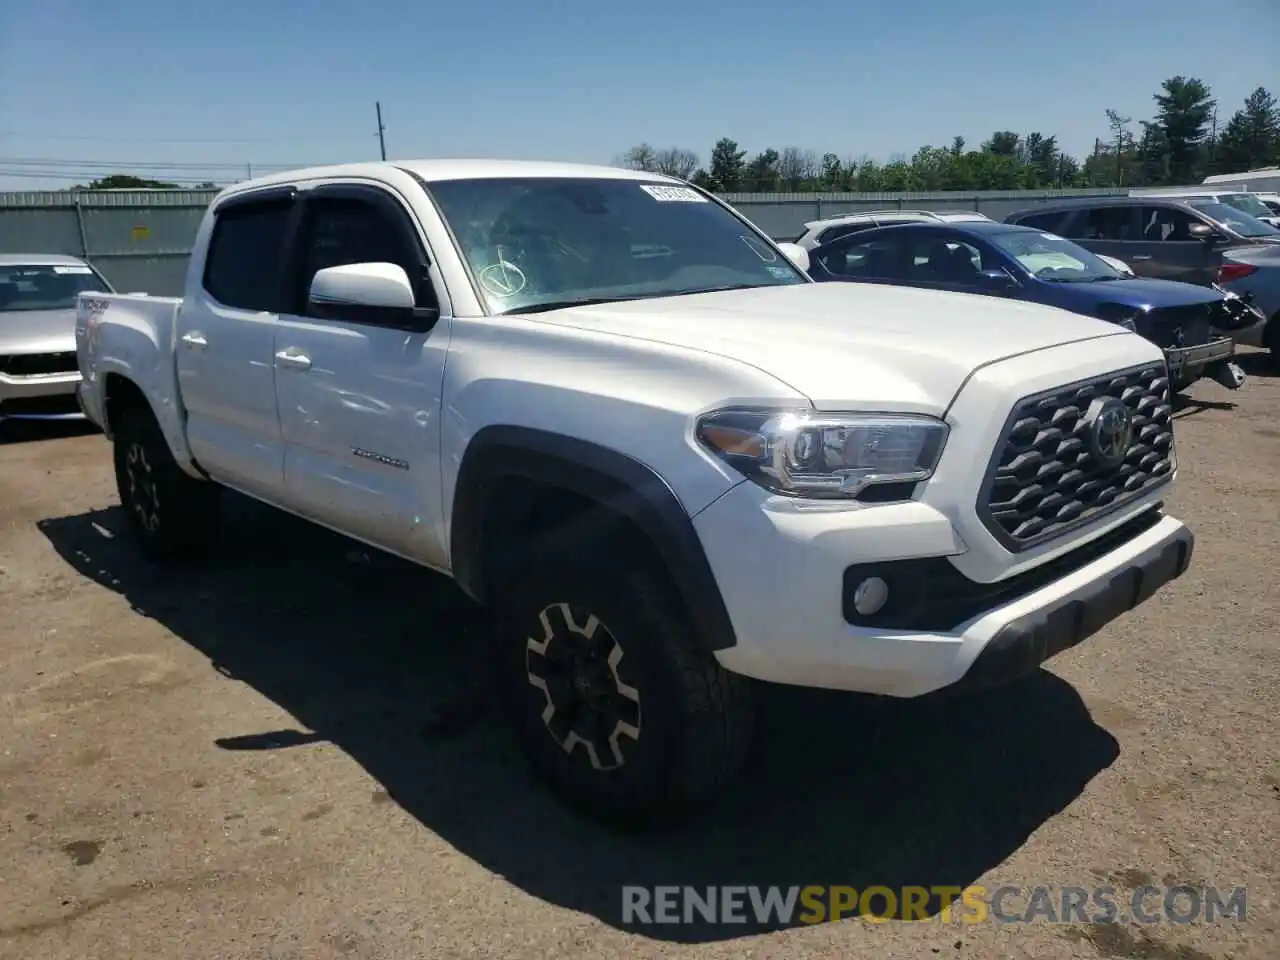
xmin=2 ymin=0 xmax=1277 ymax=190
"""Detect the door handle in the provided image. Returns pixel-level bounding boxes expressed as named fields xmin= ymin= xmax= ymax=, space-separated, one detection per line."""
xmin=181 ymin=332 xmax=208 ymax=349
xmin=1130 ymin=255 xmax=1153 ymax=261
xmin=274 ymin=349 xmax=312 ymax=371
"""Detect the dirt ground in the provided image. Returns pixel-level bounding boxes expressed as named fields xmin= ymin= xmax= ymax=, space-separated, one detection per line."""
xmin=2 ymin=352 xmax=1278 ymax=960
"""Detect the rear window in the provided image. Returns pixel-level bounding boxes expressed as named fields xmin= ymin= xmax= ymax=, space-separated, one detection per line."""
xmin=1010 ymin=210 xmax=1070 ymax=233
xmin=0 ymin=263 xmax=110 ymax=312
xmin=202 ymin=200 xmax=292 ymax=311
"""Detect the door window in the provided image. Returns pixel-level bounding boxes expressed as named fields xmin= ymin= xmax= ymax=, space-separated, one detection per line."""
xmin=294 ymin=195 xmax=431 ymax=318
xmin=903 ymin=236 xmax=992 ymax=285
xmin=814 ymin=237 xmax=906 ymax=279
xmin=1077 ymin=206 xmax=1136 ymax=240
xmin=202 ymin=200 xmax=292 ymax=311
xmin=1138 ymin=206 xmax=1199 ymax=242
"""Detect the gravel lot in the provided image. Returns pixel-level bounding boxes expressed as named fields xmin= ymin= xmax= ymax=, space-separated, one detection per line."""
xmin=2 ymin=352 xmax=1278 ymax=960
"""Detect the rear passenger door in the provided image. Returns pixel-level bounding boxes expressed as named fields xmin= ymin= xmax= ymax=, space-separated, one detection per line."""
xmin=176 ymin=188 xmax=293 ymax=501
xmin=272 ymin=182 xmax=451 ymax=564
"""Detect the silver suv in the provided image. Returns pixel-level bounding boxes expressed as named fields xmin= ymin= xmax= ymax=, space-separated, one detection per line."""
xmin=794 ymin=209 xmax=993 ymax=250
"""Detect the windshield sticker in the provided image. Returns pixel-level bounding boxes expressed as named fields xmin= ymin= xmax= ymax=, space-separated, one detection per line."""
xmin=639 ymin=185 xmax=706 ymax=203
xmin=767 ymin=265 xmax=794 ymax=279
xmin=53 ymin=265 xmax=93 ymax=274
xmin=477 ymin=259 xmax=527 ymax=298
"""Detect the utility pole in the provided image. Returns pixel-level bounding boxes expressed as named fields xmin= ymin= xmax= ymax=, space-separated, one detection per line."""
xmin=246 ymin=161 xmax=253 ymax=180
xmin=375 ymin=102 xmax=387 ymax=161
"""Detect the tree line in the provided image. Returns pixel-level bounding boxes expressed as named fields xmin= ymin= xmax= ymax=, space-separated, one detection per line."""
xmin=617 ymin=78 xmax=1280 ymax=193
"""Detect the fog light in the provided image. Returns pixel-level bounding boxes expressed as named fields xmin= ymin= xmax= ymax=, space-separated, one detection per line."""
xmin=852 ymin=576 xmax=890 ymax=616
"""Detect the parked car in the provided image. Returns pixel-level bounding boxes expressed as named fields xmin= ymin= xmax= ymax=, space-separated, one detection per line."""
xmin=806 ymin=220 xmax=1250 ymax=391
xmin=1215 ymin=246 xmax=1280 ymax=364
xmin=1129 ymin=189 xmax=1280 ymax=229
xmin=1004 ymin=195 xmax=1280 ymax=287
xmin=77 ymin=159 xmax=1194 ymax=824
xmin=1 ymin=254 xmax=114 ymax=424
xmin=793 ymin=208 xmax=992 ymax=249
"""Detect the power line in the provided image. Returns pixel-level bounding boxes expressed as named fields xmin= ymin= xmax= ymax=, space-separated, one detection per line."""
xmin=0 ymin=156 xmax=326 ymax=171
xmin=0 ymin=130 xmax=372 ymax=145
xmin=0 ymin=169 xmax=237 ymax=185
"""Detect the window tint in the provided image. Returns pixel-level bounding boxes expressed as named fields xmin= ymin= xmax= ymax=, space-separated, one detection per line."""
xmin=815 ymin=237 xmax=905 ymax=279
xmin=1077 ymin=206 xmax=1135 ymax=240
xmin=1012 ymin=210 xmax=1069 ymax=233
xmin=1137 ymin=206 xmax=1201 ymax=242
xmin=816 ymin=223 xmax=876 ymax=245
xmin=293 ymin=195 xmax=430 ymax=317
xmin=902 ymin=235 xmax=994 ymax=285
xmin=203 ymin=201 xmax=291 ymax=311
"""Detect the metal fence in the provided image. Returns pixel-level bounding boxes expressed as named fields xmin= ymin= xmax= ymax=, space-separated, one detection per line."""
xmin=0 ymin=186 xmax=1132 ymax=296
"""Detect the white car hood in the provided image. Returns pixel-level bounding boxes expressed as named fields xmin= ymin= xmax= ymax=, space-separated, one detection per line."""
xmin=0 ymin=307 xmax=77 ymax=355
xmin=531 ymin=282 xmax=1127 ymax=414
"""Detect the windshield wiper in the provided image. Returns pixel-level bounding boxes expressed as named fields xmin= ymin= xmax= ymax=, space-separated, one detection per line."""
xmin=498 ymin=295 xmax=648 ymax=316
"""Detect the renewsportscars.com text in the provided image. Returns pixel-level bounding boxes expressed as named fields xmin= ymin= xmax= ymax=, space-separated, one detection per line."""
xmin=621 ymin=884 xmax=1247 ymax=926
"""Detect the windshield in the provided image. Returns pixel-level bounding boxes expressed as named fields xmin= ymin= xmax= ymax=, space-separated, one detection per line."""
xmin=1187 ymin=200 xmax=1280 ymax=237
xmin=1262 ymin=198 xmax=1280 ymax=215
xmin=989 ymin=230 xmax=1122 ymax=282
xmin=1219 ymin=193 xmax=1275 ymax=219
xmin=0 ymin=263 xmax=110 ymax=311
xmin=423 ymin=177 xmax=808 ymax=314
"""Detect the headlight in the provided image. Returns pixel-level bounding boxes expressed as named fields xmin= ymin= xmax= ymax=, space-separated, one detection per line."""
xmin=695 ymin=408 xmax=949 ymax=499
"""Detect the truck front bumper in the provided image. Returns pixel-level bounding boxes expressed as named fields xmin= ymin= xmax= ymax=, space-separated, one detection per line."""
xmin=693 ymin=480 xmax=1193 ymax=698
xmin=0 ymin=370 xmax=84 ymax=421
xmin=1164 ymin=335 xmax=1234 ymax=378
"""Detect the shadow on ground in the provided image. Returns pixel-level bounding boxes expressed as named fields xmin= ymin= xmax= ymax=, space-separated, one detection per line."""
xmin=0 ymin=418 xmax=99 ymax=446
xmin=38 ymin=499 xmax=1119 ymax=942
xmin=1234 ymin=351 xmax=1276 ymax=380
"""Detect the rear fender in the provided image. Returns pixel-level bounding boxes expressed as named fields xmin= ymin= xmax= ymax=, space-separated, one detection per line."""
xmin=89 ymin=305 xmax=199 ymax=478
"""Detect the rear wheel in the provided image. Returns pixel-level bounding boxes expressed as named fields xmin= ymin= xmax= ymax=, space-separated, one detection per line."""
xmin=112 ymin=406 xmax=221 ymax=561
xmin=496 ymin=550 xmax=754 ymax=826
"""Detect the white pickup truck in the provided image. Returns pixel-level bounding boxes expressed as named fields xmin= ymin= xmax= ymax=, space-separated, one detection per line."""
xmin=76 ymin=159 xmax=1194 ymax=823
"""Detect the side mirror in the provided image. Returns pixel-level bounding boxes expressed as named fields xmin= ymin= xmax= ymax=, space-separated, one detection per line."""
xmin=977 ymin=268 xmax=1016 ymax=289
xmin=308 ymin=262 xmax=438 ymax=331
xmin=1188 ymin=222 xmax=1227 ymax=244
xmin=775 ymin=242 xmax=810 ymax=274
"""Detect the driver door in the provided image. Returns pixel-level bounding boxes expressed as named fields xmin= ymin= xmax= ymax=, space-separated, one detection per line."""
xmin=273 ymin=182 xmax=451 ymax=564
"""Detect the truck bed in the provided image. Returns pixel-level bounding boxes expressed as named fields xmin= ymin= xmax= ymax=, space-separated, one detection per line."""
xmin=75 ymin=292 xmax=197 ymax=474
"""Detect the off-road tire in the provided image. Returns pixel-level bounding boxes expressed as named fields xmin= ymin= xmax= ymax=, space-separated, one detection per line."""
xmin=496 ymin=551 xmax=754 ymax=827
xmin=112 ymin=406 xmax=221 ymax=561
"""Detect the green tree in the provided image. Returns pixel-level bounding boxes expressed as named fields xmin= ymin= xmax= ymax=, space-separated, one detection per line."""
xmin=1153 ymin=76 xmax=1216 ymax=183
xmin=72 ymin=174 xmax=182 ymax=190
xmin=744 ymin=148 xmax=780 ymax=191
xmin=1214 ymin=86 xmax=1280 ymax=174
xmin=982 ymin=131 xmax=1021 ymax=156
xmin=708 ymin=137 xmax=747 ymax=192
xmin=819 ymin=152 xmax=845 ymax=189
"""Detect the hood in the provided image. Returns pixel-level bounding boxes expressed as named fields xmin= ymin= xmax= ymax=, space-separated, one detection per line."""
xmin=1066 ymin=276 xmax=1223 ymax=309
xmin=0 ymin=307 xmax=77 ymax=355
xmin=529 ymin=282 xmax=1126 ymax=414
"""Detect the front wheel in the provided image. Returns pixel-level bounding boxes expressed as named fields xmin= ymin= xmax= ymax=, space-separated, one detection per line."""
xmin=112 ymin=406 xmax=221 ymax=561
xmin=496 ymin=554 xmax=754 ymax=826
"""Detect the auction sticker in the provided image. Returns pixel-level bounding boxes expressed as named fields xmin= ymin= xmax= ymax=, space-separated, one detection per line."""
xmin=54 ymin=265 xmax=93 ymax=274
xmin=639 ymin=185 xmax=706 ymax=202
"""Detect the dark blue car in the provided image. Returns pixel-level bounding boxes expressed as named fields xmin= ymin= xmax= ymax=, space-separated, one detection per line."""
xmin=806 ymin=221 xmax=1253 ymax=390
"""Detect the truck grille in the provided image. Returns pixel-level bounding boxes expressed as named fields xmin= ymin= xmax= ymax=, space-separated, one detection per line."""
xmin=980 ymin=363 xmax=1174 ymax=551
xmin=0 ymin=352 xmax=78 ymax=377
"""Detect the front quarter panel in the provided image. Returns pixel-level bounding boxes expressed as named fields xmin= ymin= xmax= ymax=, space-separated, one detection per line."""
xmin=438 ymin=314 xmax=808 ymax=558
